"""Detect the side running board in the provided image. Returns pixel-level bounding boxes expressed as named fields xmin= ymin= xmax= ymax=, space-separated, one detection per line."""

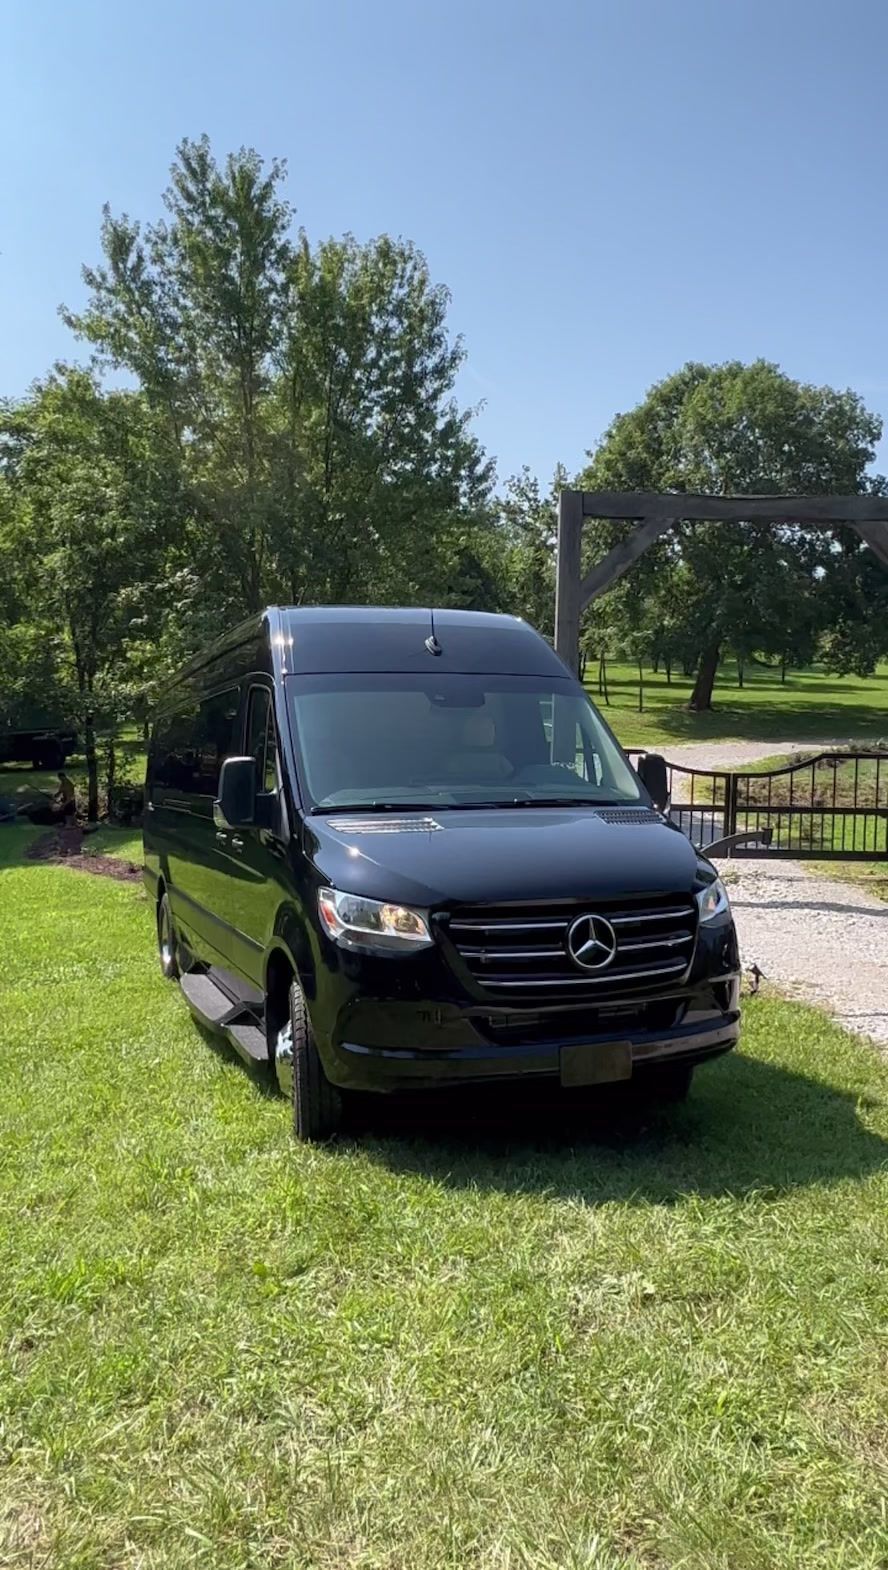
xmin=180 ymin=972 xmax=269 ymax=1066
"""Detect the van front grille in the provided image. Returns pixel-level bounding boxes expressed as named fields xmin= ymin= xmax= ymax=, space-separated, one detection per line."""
xmin=442 ymin=894 xmax=697 ymax=1003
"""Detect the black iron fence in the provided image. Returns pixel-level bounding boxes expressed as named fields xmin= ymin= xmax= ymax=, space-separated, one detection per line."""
xmin=627 ymin=750 xmax=888 ymax=862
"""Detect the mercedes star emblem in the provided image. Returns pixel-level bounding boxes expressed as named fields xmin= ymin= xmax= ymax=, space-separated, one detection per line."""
xmin=566 ymin=913 xmax=618 ymax=971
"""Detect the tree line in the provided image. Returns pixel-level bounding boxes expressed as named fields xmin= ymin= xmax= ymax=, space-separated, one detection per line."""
xmin=2 ymin=136 xmax=887 ymax=813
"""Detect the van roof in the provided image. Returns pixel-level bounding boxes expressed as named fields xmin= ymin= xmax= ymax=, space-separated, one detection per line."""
xmin=168 ymin=606 xmax=567 ymax=687
xmin=274 ymin=606 xmax=566 ymax=677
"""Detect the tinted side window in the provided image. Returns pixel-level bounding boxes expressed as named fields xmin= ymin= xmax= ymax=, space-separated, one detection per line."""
xmin=246 ymin=687 xmax=281 ymax=795
xmin=193 ymin=687 xmax=241 ymax=796
xmin=263 ymin=716 xmax=279 ymax=794
xmin=151 ymin=697 xmax=200 ymax=793
xmin=246 ymin=688 xmax=271 ymax=779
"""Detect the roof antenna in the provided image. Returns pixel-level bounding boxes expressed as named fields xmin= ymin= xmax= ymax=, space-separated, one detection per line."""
xmin=425 ymin=608 xmax=443 ymax=656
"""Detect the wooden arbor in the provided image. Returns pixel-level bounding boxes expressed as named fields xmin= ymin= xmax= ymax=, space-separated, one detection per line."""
xmin=553 ymin=490 xmax=888 ymax=670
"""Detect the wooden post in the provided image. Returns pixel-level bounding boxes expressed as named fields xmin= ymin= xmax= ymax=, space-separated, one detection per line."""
xmin=554 ymin=489 xmax=583 ymax=672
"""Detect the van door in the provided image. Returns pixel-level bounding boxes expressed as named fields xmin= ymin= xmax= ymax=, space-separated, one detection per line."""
xmin=159 ymin=683 xmax=244 ymax=970
xmin=221 ymin=683 xmax=287 ymax=985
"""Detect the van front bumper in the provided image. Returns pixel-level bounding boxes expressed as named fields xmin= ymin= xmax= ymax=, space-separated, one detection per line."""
xmin=320 ymin=982 xmax=741 ymax=1093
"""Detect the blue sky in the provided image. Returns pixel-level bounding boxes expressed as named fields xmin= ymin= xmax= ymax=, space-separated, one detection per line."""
xmin=3 ymin=0 xmax=887 ymax=484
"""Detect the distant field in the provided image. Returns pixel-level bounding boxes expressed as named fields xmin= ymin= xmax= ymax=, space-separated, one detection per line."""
xmin=589 ymin=658 xmax=888 ymax=751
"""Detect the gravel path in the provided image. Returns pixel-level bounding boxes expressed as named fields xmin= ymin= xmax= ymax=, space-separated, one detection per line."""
xmin=717 ymin=858 xmax=888 ymax=1050
xmin=647 ymin=736 xmax=888 ymax=1051
xmin=655 ymin=737 xmax=878 ymax=772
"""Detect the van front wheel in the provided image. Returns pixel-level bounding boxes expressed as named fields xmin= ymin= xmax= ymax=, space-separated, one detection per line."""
xmin=157 ymin=893 xmax=179 ymax=980
xmin=286 ymin=982 xmax=342 ymax=1143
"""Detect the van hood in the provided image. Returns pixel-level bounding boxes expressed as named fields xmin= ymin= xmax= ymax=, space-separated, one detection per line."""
xmin=304 ymin=807 xmax=701 ymax=909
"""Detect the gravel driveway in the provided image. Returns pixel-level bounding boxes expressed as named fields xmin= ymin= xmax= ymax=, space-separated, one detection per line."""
xmin=646 ymin=739 xmax=888 ymax=1051
xmin=715 ymin=858 xmax=888 ymax=1050
xmin=653 ymin=737 xmax=879 ymax=772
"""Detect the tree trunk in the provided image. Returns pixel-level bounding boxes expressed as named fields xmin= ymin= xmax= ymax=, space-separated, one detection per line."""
xmin=780 ymin=655 xmax=787 ymax=685
xmin=665 ymin=656 xmax=672 ymax=686
xmin=85 ymin=709 xmax=99 ymax=821
xmin=682 ymin=657 xmax=695 ymax=678
xmin=598 ymin=653 xmax=610 ymax=705
xmin=652 ymin=653 xmax=660 ymax=674
xmin=105 ymin=734 xmax=116 ymax=820
xmin=637 ymin=658 xmax=644 ymax=713
xmin=737 ymin=659 xmax=744 ymax=689
xmin=142 ymin=716 xmax=150 ymax=742
xmin=687 ymin=642 xmax=720 ymax=711
xmin=579 ymin=653 xmax=587 ymax=682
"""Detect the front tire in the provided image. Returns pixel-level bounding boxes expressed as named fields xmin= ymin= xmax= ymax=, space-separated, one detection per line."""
xmin=284 ymin=982 xmax=342 ymax=1143
xmin=157 ymin=892 xmax=180 ymax=980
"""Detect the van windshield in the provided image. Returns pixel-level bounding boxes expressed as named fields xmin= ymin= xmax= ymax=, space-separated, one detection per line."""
xmin=286 ymin=673 xmax=644 ymax=811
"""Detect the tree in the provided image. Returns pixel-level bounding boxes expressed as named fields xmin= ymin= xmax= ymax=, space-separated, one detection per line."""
xmin=580 ymin=361 xmax=883 ymax=709
xmin=2 ymin=372 xmax=176 ymax=817
xmin=63 ymin=136 xmax=494 ymax=619
xmin=499 ymin=467 xmax=563 ymax=638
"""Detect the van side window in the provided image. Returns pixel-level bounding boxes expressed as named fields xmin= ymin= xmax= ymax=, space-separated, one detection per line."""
xmin=264 ymin=716 xmax=279 ymax=794
xmin=246 ymin=686 xmax=280 ymax=794
xmin=246 ymin=688 xmax=272 ymax=785
xmin=194 ymin=687 xmax=240 ymax=796
xmin=152 ymin=699 xmax=200 ymax=793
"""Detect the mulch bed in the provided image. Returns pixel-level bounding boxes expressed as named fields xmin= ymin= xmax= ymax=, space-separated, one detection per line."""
xmin=25 ymin=825 xmax=142 ymax=883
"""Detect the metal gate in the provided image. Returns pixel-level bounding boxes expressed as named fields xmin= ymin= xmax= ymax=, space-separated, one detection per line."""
xmin=627 ymin=750 xmax=888 ymax=862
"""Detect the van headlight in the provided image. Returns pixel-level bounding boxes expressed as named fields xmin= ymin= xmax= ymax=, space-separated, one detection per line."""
xmin=696 ymin=877 xmax=730 ymax=924
xmin=317 ymin=887 xmax=434 ymax=951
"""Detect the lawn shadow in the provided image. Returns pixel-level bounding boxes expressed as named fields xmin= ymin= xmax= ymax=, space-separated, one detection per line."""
xmin=351 ymin=1050 xmax=888 ymax=1205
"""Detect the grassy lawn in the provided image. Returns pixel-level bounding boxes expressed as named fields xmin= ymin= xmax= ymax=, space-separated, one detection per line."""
xmin=2 ymin=829 xmax=888 ymax=1566
xmin=590 ymin=658 xmax=888 ymax=751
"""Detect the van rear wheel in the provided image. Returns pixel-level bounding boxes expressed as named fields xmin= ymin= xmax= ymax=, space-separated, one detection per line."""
xmin=287 ymin=982 xmax=342 ymax=1143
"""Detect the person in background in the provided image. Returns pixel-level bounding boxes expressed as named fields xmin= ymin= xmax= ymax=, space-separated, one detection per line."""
xmin=52 ymin=771 xmax=76 ymax=821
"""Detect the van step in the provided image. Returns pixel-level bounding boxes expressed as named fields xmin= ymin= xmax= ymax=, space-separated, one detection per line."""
xmin=180 ymin=972 xmax=269 ymax=1069
xmin=227 ymin=1023 xmax=269 ymax=1063
xmin=180 ymin=971 xmax=235 ymax=1028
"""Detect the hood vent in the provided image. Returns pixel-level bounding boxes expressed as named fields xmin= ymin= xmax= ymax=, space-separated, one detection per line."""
xmin=592 ymin=808 xmax=662 ymax=825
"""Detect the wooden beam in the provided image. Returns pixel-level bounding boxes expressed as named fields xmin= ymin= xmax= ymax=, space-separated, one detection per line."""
xmin=554 ymin=490 xmax=583 ymax=670
xmin=579 ymin=515 xmax=676 ymax=608
xmin=552 ymin=489 xmax=888 ymax=666
xmin=581 ymin=491 xmax=888 ymax=525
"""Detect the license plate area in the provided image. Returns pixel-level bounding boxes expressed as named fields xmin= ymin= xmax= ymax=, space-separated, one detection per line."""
xmin=560 ymin=1039 xmax=633 ymax=1087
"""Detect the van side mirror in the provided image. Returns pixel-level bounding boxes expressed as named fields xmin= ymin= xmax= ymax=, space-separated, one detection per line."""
xmin=636 ymin=752 xmax=670 ymax=811
xmin=214 ymin=756 xmax=257 ymax=829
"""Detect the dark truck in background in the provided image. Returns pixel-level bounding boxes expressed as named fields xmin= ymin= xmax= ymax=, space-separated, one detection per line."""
xmin=0 ymin=713 xmax=78 ymax=770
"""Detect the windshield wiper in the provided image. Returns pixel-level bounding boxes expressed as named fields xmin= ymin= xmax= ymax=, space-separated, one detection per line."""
xmin=513 ymin=796 xmax=625 ymax=808
xmin=438 ymin=796 xmax=622 ymax=810
xmin=314 ymin=795 xmax=634 ymax=815
xmin=313 ymin=801 xmax=451 ymax=815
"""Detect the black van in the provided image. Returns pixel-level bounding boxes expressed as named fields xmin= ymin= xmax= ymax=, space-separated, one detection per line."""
xmin=144 ymin=607 xmax=740 ymax=1139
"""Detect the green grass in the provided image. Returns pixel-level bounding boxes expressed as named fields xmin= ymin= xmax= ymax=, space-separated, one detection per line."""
xmin=810 ymin=861 xmax=888 ymax=903
xmin=590 ymin=658 xmax=888 ymax=751
xmin=85 ymin=827 xmax=143 ymax=863
xmin=2 ymin=829 xmax=888 ymax=1566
